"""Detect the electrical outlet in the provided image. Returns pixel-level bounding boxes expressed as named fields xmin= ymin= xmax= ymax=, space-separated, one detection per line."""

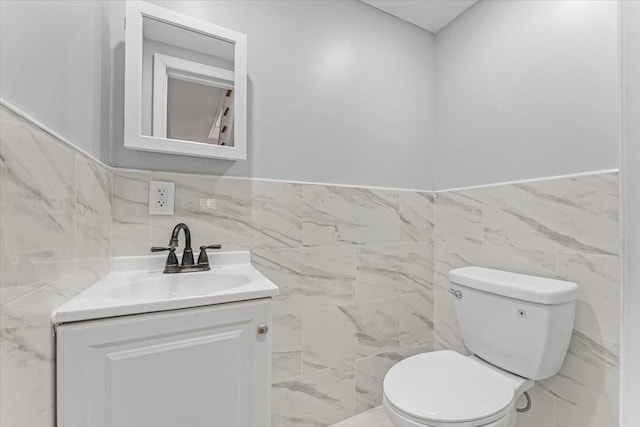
xmin=148 ymin=181 xmax=175 ymax=215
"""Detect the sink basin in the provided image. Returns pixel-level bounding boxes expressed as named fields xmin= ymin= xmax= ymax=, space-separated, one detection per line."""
xmin=108 ymin=271 xmax=252 ymax=300
xmin=52 ymin=251 xmax=279 ymax=324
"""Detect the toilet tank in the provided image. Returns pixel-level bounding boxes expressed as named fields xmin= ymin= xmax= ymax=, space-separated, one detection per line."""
xmin=449 ymin=267 xmax=578 ymax=380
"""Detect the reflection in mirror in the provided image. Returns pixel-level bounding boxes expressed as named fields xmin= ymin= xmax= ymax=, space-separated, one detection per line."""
xmin=141 ymin=16 xmax=236 ymax=147
xmin=165 ymin=78 xmax=234 ymax=146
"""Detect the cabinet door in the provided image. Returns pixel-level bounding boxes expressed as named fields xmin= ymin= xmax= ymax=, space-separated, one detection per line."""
xmin=57 ymin=299 xmax=271 ymax=427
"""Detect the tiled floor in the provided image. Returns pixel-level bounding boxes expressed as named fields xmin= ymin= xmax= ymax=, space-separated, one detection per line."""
xmin=330 ymin=406 xmax=393 ymax=427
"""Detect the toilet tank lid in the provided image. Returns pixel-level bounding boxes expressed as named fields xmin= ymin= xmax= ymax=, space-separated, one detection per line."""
xmin=449 ymin=267 xmax=578 ymax=305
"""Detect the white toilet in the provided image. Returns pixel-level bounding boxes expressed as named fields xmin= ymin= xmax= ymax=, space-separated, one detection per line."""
xmin=383 ymin=266 xmax=578 ymax=427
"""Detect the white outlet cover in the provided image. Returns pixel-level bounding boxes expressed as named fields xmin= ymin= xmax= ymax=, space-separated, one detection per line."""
xmin=148 ymin=180 xmax=175 ymax=215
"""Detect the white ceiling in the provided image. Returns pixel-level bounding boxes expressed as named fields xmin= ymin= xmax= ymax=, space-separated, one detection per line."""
xmin=362 ymin=0 xmax=479 ymax=33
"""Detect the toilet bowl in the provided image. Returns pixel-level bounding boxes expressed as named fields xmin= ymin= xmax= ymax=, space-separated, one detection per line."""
xmin=382 ymin=351 xmax=533 ymax=427
xmin=381 ymin=267 xmax=578 ymax=427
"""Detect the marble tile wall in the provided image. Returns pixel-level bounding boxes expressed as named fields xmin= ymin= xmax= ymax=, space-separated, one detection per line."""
xmin=0 ymin=103 xmax=621 ymax=427
xmin=111 ymin=169 xmax=436 ymax=426
xmin=433 ymin=171 xmax=621 ymax=427
xmin=0 ymin=105 xmax=113 ymax=426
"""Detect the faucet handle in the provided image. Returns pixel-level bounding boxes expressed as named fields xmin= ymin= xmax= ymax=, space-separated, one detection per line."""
xmin=151 ymin=246 xmax=180 ymax=273
xmin=197 ymin=244 xmax=222 ymax=269
xmin=200 ymin=244 xmax=222 ymax=250
xmin=151 ymin=246 xmax=176 ymax=252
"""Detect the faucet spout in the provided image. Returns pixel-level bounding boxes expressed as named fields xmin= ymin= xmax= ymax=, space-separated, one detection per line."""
xmin=169 ymin=223 xmax=194 ymax=267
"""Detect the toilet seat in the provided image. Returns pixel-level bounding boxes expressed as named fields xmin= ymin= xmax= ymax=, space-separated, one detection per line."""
xmin=383 ymin=351 xmax=516 ymax=426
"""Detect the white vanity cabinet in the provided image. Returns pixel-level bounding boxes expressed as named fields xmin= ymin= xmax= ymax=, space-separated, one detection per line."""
xmin=56 ymin=298 xmax=272 ymax=427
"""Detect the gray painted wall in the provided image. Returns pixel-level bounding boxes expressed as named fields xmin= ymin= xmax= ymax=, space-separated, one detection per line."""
xmin=621 ymin=0 xmax=640 ymax=423
xmin=108 ymin=0 xmax=437 ymax=190
xmin=434 ymin=0 xmax=619 ymax=189
xmin=0 ymin=0 xmax=109 ymax=162
xmin=1 ymin=0 xmax=621 ymax=192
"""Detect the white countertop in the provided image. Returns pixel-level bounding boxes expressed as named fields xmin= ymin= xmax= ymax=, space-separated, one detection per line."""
xmin=52 ymin=251 xmax=279 ymax=324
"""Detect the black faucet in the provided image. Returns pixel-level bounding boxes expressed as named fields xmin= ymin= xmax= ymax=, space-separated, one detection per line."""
xmin=170 ymin=223 xmax=194 ymax=268
xmin=151 ymin=223 xmax=221 ymax=273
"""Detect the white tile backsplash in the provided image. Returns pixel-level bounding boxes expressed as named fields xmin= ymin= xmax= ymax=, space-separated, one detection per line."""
xmin=356 ymin=242 xmax=433 ymax=302
xmin=111 ymin=170 xmax=151 ymax=256
xmin=540 ymin=331 xmax=620 ymax=425
xmin=433 ymin=171 xmax=620 ymax=427
xmin=0 ymin=106 xmax=113 ymax=426
xmin=484 ymin=174 xmax=619 ymax=255
xmin=434 ymin=189 xmax=483 ymax=245
xmin=252 ymin=245 xmax=357 ymax=316
xmin=0 ymin=103 xmax=621 ymax=427
xmin=302 ymin=186 xmax=403 ymax=247
xmin=272 ymin=362 xmax=356 ymax=426
xmin=0 ymin=120 xmax=77 ymax=303
xmin=250 ymin=180 xmax=303 ymax=249
xmin=272 ymin=313 xmax=303 ymax=383
xmin=76 ymin=155 xmax=112 ymax=268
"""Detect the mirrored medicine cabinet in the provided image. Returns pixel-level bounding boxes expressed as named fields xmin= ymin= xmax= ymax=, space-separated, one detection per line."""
xmin=124 ymin=1 xmax=247 ymax=160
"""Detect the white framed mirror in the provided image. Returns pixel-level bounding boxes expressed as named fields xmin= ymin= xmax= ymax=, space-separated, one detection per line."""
xmin=124 ymin=1 xmax=247 ymax=160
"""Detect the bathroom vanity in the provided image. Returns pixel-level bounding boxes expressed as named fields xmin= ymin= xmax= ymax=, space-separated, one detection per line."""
xmin=53 ymin=251 xmax=278 ymax=427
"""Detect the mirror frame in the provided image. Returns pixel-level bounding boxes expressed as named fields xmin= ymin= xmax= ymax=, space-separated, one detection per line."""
xmin=124 ymin=1 xmax=247 ymax=160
